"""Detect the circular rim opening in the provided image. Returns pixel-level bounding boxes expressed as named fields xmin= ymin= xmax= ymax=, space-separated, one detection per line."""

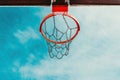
xmin=40 ymin=13 xmax=80 ymax=44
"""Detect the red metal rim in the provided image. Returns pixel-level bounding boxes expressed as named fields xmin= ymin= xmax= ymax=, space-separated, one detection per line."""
xmin=40 ymin=13 xmax=80 ymax=44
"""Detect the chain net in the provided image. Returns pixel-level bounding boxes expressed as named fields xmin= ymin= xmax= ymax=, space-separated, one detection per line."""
xmin=42 ymin=14 xmax=78 ymax=59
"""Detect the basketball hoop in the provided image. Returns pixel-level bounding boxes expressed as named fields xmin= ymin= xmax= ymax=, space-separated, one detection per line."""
xmin=40 ymin=2 xmax=80 ymax=59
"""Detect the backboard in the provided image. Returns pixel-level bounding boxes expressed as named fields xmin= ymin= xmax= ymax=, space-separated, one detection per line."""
xmin=0 ymin=0 xmax=120 ymax=6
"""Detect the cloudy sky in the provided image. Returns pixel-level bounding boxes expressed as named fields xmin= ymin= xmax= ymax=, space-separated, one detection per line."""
xmin=0 ymin=6 xmax=120 ymax=80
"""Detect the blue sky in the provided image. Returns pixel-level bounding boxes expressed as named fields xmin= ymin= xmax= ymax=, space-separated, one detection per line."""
xmin=0 ymin=6 xmax=120 ymax=80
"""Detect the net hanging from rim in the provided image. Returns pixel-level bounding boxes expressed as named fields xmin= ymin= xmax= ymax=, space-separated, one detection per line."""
xmin=40 ymin=13 xmax=80 ymax=59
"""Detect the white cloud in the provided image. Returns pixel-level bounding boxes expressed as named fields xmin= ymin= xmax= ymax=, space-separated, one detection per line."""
xmin=19 ymin=6 xmax=120 ymax=80
xmin=14 ymin=27 xmax=39 ymax=44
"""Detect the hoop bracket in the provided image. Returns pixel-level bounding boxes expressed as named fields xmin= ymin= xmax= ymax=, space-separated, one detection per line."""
xmin=52 ymin=5 xmax=68 ymax=12
xmin=52 ymin=0 xmax=68 ymax=12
